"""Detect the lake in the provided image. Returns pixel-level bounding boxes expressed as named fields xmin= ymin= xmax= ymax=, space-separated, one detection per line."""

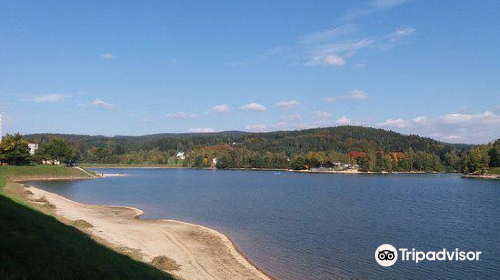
xmin=28 ymin=169 xmax=500 ymax=280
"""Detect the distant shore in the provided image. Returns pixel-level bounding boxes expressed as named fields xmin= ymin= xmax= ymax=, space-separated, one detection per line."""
xmin=6 ymin=176 xmax=272 ymax=280
xmin=82 ymin=164 xmax=448 ymax=175
xmin=462 ymin=174 xmax=500 ymax=180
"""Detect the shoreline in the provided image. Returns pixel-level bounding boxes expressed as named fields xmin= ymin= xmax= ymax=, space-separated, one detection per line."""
xmin=83 ymin=164 xmax=450 ymax=175
xmin=11 ymin=179 xmax=274 ymax=280
xmin=81 ymin=164 xmax=187 ymax=169
xmin=462 ymin=174 xmax=500 ymax=180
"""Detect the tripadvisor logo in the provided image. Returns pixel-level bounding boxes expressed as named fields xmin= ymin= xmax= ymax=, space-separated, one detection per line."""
xmin=376 ymin=244 xmax=398 ymax=266
xmin=375 ymin=244 xmax=482 ymax=267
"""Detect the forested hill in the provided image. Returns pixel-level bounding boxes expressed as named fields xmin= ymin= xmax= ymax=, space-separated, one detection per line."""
xmin=24 ymin=126 xmax=476 ymax=172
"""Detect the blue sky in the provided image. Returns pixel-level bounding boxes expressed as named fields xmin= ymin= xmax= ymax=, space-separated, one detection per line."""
xmin=1 ymin=0 xmax=499 ymax=143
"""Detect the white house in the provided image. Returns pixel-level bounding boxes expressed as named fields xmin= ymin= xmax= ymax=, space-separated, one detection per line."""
xmin=42 ymin=159 xmax=60 ymax=165
xmin=176 ymin=151 xmax=186 ymax=160
xmin=28 ymin=143 xmax=39 ymax=155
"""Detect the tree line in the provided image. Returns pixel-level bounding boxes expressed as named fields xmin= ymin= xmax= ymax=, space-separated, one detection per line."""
xmin=461 ymin=139 xmax=500 ymax=174
xmin=0 ymin=134 xmax=77 ymax=165
xmin=16 ymin=126 xmax=497 ymax=174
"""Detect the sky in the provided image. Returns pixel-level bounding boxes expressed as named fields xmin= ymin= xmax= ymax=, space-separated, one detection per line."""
xmin=1 ymin=0 xmax=499 ymax=144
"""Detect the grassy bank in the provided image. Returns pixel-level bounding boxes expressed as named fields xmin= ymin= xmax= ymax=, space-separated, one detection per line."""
xmin=0 ymin=165 xmax=94 ymax=180
xmin=487 ymin=167 xmax=500 ymax=175
xmin=0 ymin=166 xmax=175 ymax=280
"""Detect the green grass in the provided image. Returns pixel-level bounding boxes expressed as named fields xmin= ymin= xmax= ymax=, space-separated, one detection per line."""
xmin=0 ymin=167 xmax=173 ymax=280
xmin=0 ymin=191 xmax=174 ymax=280
xmin=0 ymin=165 xmax=91 ymax=179
xmin=487 ymin=167 xmax=500 ymax=175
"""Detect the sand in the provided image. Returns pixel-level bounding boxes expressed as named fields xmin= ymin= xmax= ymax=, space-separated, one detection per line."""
xmin=23 ymin=184 xmax=273 ymax=280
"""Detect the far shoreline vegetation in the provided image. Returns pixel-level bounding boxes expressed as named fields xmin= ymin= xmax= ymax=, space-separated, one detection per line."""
xmin=1 ymin=126 xmax=499 ymax=176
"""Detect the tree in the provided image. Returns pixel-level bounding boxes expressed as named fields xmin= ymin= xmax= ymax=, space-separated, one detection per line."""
xmin=192 ymin=155 xmax=210 ymax=168
xmin=306 ymin=152 xmax=326 ymax=168
xmin=327 ymin=151 xmax=347 ymax=164
xmin=35 ymin=138 xmax=76 ymax=163
xmin=463 ymin=147 xmax=490 ymax=174
xmin=380 ymin=154 xmax=393 ymax=172
xmin=216 ymin=155 xmax=232 ymax=169
xmin=488 ymin=139 xmax=500 ymax=167
xmin=444 ymin=150 xmax=461 ymax=171
xmin=0 ymin=134 xmax=31 ymax=165
xmin=291 ymin=157 xmax=306 ymax=170
xmin=357 ymin=156 xmax=371 ymax=172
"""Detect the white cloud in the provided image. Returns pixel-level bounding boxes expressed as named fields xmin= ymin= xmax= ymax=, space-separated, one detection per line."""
xmin=305 ymin=39 xmax=374 ymax=67
xmin=376 ymin=116 xmax=428 ymax=128
xmin=295 ymin=123 xmax=317 ymax=130
xmin=245 ymin=124 xmax=267 ymax=132
xmin=392 ymin=27 xmax=415 ymax=37
xmin=189 ymin=127 xmax=216 ymax=133
xmin=241 ymin=103 xmax=266 ymax=112
xmin=316 ymin=39 xmax=375 ymax=54
xmin=377 ymin=111 xmax=500 ymax=143
xmin=99 ymin=53 xmax=115 ymax=59
xmin=328 ymin=90 xmax=369 ymax=102
xmin=378 ymin=27 xmax=416 ymax=50
xmin=282 ymin=114 xmax=302 ymax=122
xmin=303 ymin=25 xmax=414 ymax=67
xmin=312 ymin=111 xmax=332 ymax=119
xmin=412 ymin=116 xmax=429 ymax=124
xmin=442 ymin=111 xmax=498 ymax=124
xmin=275 ymin=100 xmax=301 ymax=109
xmin=377 ymin=118 xmax=410 ymax=128
xmin=342 ymin=90 xmax=369 ymax=100
xmin=229 ymin=1 xmax=414 ymax=69
xmin=92 ymin=99 xmax=114 ymax=110
xmin=337 ymin=116 xmax=352 ymax=125
xmin=212 ymin=104 xmax=230 ymax=113
xmin=306 ymin=54 xmax=346 ymax=67
xmin=165 ymin=112 xmax=197 ymax=119
xmin=25 ymin=94 xmax=67 ymax=103
xmin=440 ymin=113 xmax=473 ymax=123
xmin=441 ymin=135 xmax=465 ymax=141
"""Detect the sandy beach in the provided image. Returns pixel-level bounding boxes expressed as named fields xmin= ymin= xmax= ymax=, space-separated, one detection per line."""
xmin=17 ymin=183 xmax=273 ymax=280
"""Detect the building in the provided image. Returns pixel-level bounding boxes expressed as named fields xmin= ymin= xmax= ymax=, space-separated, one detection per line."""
xmin=176 ymin=151 xmax=186 ymax=160
xmin=41 ymin=159 xmax=60 ymax=165
xmin=28 ymin=143 xmax=39 ymax=155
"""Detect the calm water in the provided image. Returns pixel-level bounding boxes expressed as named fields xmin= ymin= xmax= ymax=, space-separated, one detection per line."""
xmin=29 ymin=169 xmax=500 ymax=280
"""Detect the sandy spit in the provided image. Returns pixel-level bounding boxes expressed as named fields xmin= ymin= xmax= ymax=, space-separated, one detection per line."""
xmin=462 ymin=174 xmax=500 ymax=180
xmin=24 ymin=185 xmax=273 ymax=280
